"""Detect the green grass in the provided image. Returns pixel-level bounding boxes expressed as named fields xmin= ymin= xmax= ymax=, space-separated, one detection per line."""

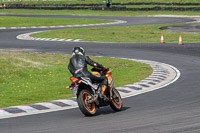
xmin=0 ymin=50 xmax=152 ymax=107
xmin=32 ymin=23 xmax=200 ymax=43
xmin=0 ymin=16 xmax=114 ymax=27
xmin=1 ymin=9 xmax=200 ymax=16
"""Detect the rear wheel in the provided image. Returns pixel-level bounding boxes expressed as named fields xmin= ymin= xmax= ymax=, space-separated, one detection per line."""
xmin=77 ymin=89 xmax=96 ymax=116
xmin=110 ymin=88 xmax=123 ymax=111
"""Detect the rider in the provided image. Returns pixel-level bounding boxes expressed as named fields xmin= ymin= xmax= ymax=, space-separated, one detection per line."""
xmin=68 ymin=47 xmax=109 ymax=99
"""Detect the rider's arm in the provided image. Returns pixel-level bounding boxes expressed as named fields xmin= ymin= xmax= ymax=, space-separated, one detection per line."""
xmin=85 ymin=56 xmax=104 ymax=70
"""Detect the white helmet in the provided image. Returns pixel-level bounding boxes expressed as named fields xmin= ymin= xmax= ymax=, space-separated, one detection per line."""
xmin=72 ymin=47 xmax=85 ymax=56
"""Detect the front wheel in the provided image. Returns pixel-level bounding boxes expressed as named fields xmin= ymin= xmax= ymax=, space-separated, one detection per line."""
xmin=77 ymin=89 xmax=96 ymax=116
xmin=110 ymin=88 xmax=123 ymax=111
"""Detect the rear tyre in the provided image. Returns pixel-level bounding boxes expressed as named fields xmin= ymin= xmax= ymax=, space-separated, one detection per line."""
xmin=110 ymin=88 xmax=123 ymax=111
xmin=77 ymin=89 xmax=96 ymax=116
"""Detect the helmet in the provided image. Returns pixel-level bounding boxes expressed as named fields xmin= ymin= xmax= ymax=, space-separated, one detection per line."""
xmin=72 ymin=47 xmax=85 ymax=56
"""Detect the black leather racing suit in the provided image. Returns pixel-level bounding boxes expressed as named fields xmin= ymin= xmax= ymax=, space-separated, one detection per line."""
xmin=68 ymin=54 xmax=108 ymax=86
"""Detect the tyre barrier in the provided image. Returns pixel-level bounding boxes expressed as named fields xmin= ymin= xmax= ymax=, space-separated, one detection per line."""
xmin=113 ymin=2 xmax=200 ymax=6
xmin=5 ymin=3 xmax=200 ymax=7
xmin=4 ymin=2 xmax=200 ymax=11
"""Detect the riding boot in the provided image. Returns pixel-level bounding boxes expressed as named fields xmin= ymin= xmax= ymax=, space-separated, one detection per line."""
xmin=99 ymin=85 xmax=109 ymax=101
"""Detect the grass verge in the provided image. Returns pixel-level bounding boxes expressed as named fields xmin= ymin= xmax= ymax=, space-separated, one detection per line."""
xmin=1 ymin=9 xmax=200 ymax=16
xmin=32 ymin=23 xmax=200 ymax=43
xmin=0 ymin=50 xmax=152 ymax=107
xmin=0 ymin=16 xmax=114 ymax=27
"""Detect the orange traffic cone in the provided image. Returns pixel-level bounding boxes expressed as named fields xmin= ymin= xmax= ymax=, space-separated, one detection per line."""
xmin=160 ymin=34 xmax=165 ymax=43
xmin=178 ymin=35 xmax=183 ymax=45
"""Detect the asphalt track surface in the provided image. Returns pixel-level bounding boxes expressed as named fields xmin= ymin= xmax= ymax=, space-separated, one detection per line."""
xmin=161 ymin=23 xmax=200 ymax=33
xmin=1 ymin=15 xmax=200 ymax=133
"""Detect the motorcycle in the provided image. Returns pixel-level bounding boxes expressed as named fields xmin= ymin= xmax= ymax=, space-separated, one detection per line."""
xmin=66 ymin=68 xmax=123 ymax=116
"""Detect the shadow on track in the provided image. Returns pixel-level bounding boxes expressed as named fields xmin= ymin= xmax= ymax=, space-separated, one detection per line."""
xmin=91 ymin=106 xmax=130 ymax=117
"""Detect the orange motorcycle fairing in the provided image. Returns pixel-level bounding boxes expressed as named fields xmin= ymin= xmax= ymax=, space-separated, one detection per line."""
xmin=70 ymin=77 xmax=78 ymax=82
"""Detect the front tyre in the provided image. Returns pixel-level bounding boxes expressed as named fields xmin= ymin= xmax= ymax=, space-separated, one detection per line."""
xmin=77 ymin=89 xmax=96 ymax=116
xmin=110 ymin=88 xmax=123 ymax=111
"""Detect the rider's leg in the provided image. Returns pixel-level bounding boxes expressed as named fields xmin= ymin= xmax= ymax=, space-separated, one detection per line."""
xmin=98 ymin=78 xmax=108 ymax=98
xmin=88 ymin=73 xmax=108 ymax=99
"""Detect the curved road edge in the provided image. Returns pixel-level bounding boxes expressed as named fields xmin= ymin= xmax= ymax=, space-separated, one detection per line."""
xmin=0 ymin=57 xmax=180 ymax=120
xmin=16 ymin=15 xmax=200 ymax=43
xmin=0 ymin=19 xmax=127 ymax=30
